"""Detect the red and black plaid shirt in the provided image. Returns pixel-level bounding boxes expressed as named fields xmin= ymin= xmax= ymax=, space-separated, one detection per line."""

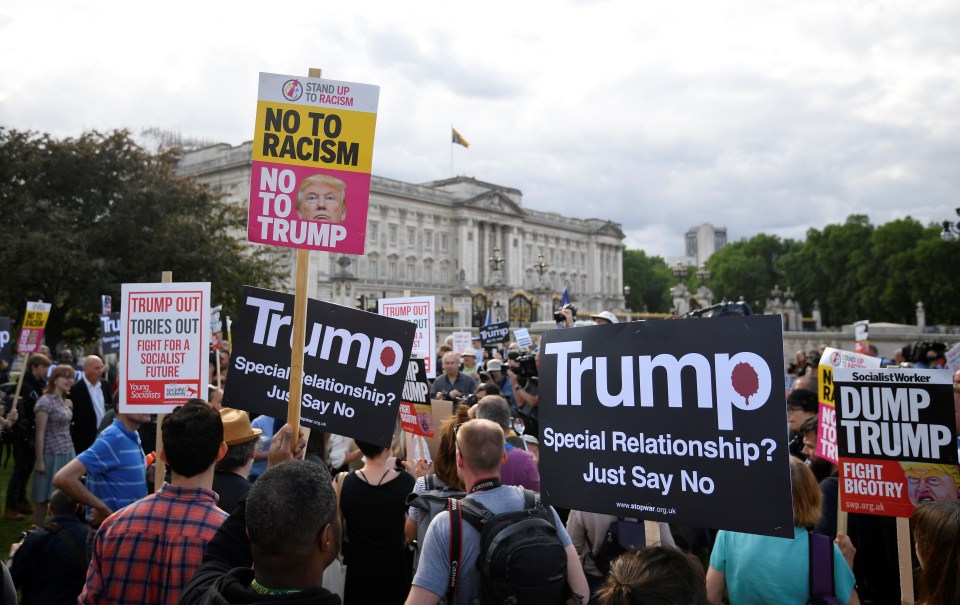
xmin=80 ymin=482 xmax=228 ymax=605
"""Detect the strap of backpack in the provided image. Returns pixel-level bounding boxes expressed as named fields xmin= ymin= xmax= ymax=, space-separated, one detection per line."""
xmin=808 ymin=531 xmax=836 ymax=598
xmin=448 ymin=497 xmax=463 ymax=601
xmin=44 ymin=521 xmax=88 ymax=569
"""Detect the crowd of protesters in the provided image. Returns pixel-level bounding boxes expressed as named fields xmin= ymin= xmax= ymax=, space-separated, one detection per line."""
xmin=0 ymin=308 xmax=956 ymax=605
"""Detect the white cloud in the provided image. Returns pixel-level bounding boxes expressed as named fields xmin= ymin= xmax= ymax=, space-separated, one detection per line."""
xmin=1 ymin=0 xmax=958 ymax=259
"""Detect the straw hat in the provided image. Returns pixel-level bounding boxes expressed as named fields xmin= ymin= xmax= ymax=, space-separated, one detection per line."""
xmin=219 ymin=408 xmax=262 ymax=446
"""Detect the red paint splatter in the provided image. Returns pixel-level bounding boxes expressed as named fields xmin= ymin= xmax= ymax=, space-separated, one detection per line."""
xmin=380 ymin=346 xmax=396 ymax=370
xmin=731 ymin=362 xmax=759 ymax=406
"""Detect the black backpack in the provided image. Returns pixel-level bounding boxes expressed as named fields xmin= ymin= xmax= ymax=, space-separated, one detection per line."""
xmin=448 ymin=489 xmax=569 ymax=605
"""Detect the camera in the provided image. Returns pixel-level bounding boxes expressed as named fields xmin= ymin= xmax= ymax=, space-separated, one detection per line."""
xmin=510 ymin=353 xmax=539 ymax=388
xmin=457 ymin=393 xmax=479 ymax=406
xmin=553 ymin=303 xmax=577 ymax=323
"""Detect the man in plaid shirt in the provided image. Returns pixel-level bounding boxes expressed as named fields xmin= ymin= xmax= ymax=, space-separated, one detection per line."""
xmin=80 ymin=400 xmax=229 ymax=605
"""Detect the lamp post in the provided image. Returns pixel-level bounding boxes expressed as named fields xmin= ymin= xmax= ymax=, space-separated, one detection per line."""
xmin=672 ymin=260 xmax=688 ymax=283
xmin=696 ymin=264 xmax=711 ymax=284
xmin=941 ymin=208 xmax=960 ymax=242
xmin=494 ymin=300 xmax=505 ymax=322
xmin=533 ymin=253 xmax=549 ymax=279
xmin=488 ymin=246 xmax=505 ymax=277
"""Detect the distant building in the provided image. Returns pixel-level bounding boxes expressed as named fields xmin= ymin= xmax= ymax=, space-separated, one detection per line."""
xmin=684 ymin=223 xmax=727 ymax=266
xmin=176 ymin=142 xmax=626 ymax=328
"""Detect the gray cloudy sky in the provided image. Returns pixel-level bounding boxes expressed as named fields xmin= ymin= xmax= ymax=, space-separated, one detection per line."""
xmin=2 ymin=0 xmax=958 ymax=259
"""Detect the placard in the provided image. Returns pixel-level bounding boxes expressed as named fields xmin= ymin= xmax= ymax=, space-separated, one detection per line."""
xmin=835 ymin=367 xmax=957 ymax=518
xmin=378 ymin=296 xmax=435 ymax=378
xmin=479 ymin=320 xmax=510 ymax=347
xmin=452 ymin=331 xmax=472 ymax=356
xmin=17 ymin=302 xmax=51 ymax=354
xmin=0 ymin=317 xmax=11 ymax=366
xmin=538 ymin=315 xmax=793 ymax=538
xmin=120 ymin=282 xmax=210 ymax=413
xmin=514 ymin=328 xmax=533 ymax=349
xmin=100 ymin=313 xmax=120 ymax=355
xmin=816 ymin=347 xmax=882 ymax=463
xmin=223 ymin=286 xmax=416 ymax=448
xmin=247 ymin=72 xmax=379 ymax=255
xmin=399 ymin=358 xmax=433 ymax=437
xmin=210 ymin=305 xmax=224 ymax=351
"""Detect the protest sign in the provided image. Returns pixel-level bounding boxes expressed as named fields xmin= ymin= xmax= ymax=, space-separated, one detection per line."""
xmin=816 ymin=347 xmax=882 ymax=463
xmin=223 ymin=286 xmax=416 ymax=448
xmin=0 ymin=317 xmax=11 ymax=367
xmin=120 ymin=282 xmax=210 ymax=413
xmin=210 ymin=305 xmax=224 ymax=351
xmin=538 ymin=315 xmax=793 ymax=538
xmin=834 ymin=367 xmax=957 ymax=518
xmin=16 ymin=302 xmax=52 ymax=354
xmin=514 ymin=328 xmax=533 ymax=349
xmin=479 ymin=320 xmax=510 ymax=347
xmin=452 ymin=331 xmax=472 ymax=356
xmin=945 ymin=344 xmax=960 ymax=373
xmin=100 ymin=313 xmax=120 ymax=355
xmin=247 ymin=72 xmax=379 ymax=255
xmin=398 ymin=358 xmax=433 ymax=437
xmin=378 ymin=296 xmax=436 ymax=378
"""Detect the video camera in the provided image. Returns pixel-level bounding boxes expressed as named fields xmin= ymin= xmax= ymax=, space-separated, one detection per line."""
xmin=902 ymin=341 xmax=946 ymax=365
xmin=554 ymin=303 xmax=577 ymax=323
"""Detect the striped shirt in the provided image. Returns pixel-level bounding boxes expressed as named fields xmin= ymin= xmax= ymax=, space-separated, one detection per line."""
xmin=77 ymin=419 xmax=147 ymax=522
xmin=80 ymin=482 xmax=228 ymax=605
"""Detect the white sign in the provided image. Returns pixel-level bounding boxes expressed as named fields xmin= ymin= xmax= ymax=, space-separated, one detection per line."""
xmin=514 ymin=328 xmax=533 ymax=349
xmin=378 ymin=296 xmax=436 ymax=379
xmin=452 ymin=331 xmax=472 ymax=356
xmin=120 ymin=282 xmax=211 ymax=413
xmin=945 ymin=344 xmax=960 ymax=373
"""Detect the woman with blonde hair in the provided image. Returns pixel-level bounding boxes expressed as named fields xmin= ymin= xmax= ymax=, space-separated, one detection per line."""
xmin=706 ymin=457 xmax=859 ymax=604
xmin=31 ymin=364 xmax=76 ymax=525
xmin=911 ymin=500 xmax=960 ymax=605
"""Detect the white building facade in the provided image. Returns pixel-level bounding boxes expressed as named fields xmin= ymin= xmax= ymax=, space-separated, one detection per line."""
xmin=177 ymin=142 xmax=626 ymax=328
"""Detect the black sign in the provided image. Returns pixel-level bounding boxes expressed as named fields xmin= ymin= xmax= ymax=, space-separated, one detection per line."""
xmin=223 ymin=286 xmax=416 ymax=448
xmin=0 ymin=317 xmax=11 ymax=366
xmin=100 ymin=313 xmax=121 ymax=355
xmin=479 ymin=321 xmax=510 ymax=347
xmin=538 ymin=315 xmax=793 ymax=538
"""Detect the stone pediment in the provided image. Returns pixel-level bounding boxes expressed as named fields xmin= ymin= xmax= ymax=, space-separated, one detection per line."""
xmin=594 ymin=220 xmax=625 ymax=238
xmin=459 ymin=191 xmax=526 ymax=217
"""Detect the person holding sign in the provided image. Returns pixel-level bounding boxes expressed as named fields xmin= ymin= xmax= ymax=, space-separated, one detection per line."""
xmin=31 ymin=365 xmax=77 ymax=526
xmin=705 ymin=457 xmax=859 ymax=605
xmin=297 ymin=174 xmax=347 ymax=223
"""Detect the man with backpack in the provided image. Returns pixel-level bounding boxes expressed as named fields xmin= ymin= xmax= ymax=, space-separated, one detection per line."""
xmin=405 ymin=418 xmax=589 ymax=605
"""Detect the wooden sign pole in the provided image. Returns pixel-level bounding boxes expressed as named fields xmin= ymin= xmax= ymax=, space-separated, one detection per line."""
xmin=644 ymin=520 xmax=661 ymax=547
xmin=10 ymin=300 xmax=44 ymax=409
xmin=154 ymin=270 xmax=172 ymax=488
xmin=896 ymin=517 xmax=915 ymax=604
xmin=284 ymin=67 xmax=324 ymax=454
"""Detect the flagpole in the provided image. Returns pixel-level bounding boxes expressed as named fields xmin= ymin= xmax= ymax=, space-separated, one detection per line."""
xmin=450 ymin=124 xmax=454 ymax=176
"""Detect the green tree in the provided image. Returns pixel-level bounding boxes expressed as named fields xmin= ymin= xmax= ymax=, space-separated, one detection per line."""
xmin=622 ymin=249 xmax=672 ymax=313
xmin=0 ymin=128 xmax=278 ymax=350
xmin=705 ymin=233 xmax=800 ymax=310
